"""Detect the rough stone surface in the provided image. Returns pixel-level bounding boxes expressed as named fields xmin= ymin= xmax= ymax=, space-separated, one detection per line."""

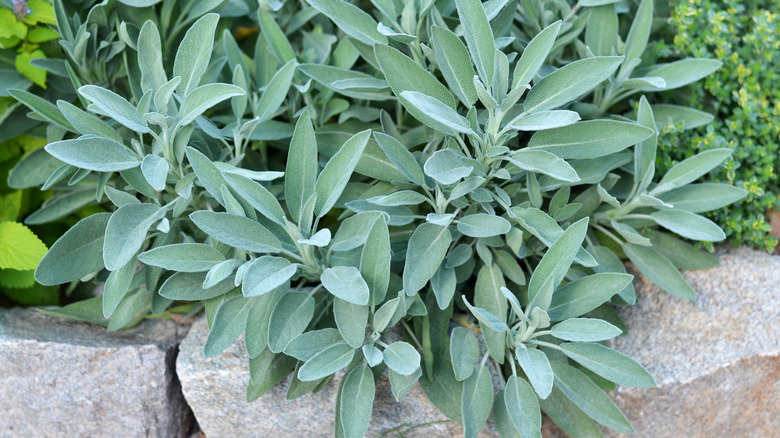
xmin=544 ymin=246 xmax=780 ymax=437
xmin=178 ymin=315 xmax=498 ymax=437
xmin=0 ymin=307 xmax=193 ymax=438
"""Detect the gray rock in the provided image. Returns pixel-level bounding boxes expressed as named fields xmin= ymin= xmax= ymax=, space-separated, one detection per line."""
xmin=0 ymin=307 xmax=193 ymax=438
xmin=178 ymin=316 xmax=498 ymax=437
xmin=544 ymin=246 xmax=780 ymax=437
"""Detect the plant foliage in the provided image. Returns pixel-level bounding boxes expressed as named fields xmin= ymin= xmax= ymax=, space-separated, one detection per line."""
xmin=9 ymin=0 xmax=745 ymax=436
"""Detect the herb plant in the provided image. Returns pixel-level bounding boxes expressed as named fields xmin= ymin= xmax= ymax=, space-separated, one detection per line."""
xmin=12 ymin=0 xmax=745 ymax=436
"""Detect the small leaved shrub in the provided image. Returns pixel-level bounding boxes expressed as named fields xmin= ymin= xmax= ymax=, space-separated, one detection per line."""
xmin=9 ymin=0 xmax=744 ymax=436
xmin=649 ymin=0 xmax=780 ymax=251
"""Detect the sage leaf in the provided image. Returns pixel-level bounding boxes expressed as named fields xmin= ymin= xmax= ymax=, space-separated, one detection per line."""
xmin=45 ymin=136 xmax=140 ymax=172
xmin=651 ymin=210 xmax=726 ymax=242
xmin=474 ymin=264 xmax=507 ymax=362
xmin=137 ymin=20 xmax=167 ymax=92
xmin=508 ymin=149 xmax=579 ymax=182
xmin=57 ymin=100 xmax=123 ymax=143
xmin=78 ymin=85 xmax=149 ymax=133
xmin=140 ymin=154 xmax=168 ymax=191
xmin=305 ymin=0 xmax=387 ymax=45
xmin=174 ymin=13 xmax=219 ymax=96
xmin=524 ymin=56 xmax=623 ymax=113
xmin=179 ymin=83 xmax=245 ymax=125
xmin=375 ymin=43 xmax=456 ymax=110
xmin=315 ymin=129 xmax=371 ymax=217
xmin=284 ymin=328 xmax=343 ymax=361
xmin=504 ymin=375 xmax=542 ymax=437
xmin=338 ymin=364 xmax=375 ymax=438
xmin=334 ymin=298 xmax=368 ymax=348
xmin=242 ymin=256 xmax=297 ymax=297
xmin=461 ymin=365 xmax=493 ymax=438
xmin=633 ymin=96 xmax=657 ymax=196
xmin=256 ymin=59 xmax=296 ymax=122
xmin=653 ymin=148 xmax=732 ymax=194
xmin=508 ymin=110 xmax=580 ymax=131
xmin=528 ymin=120 xmax=654 ymax=159
xmin=431 ymin=265 xmax=457 ymax=310
xmin=658 ymin=183 xmax=746 ymax=214
xmin=514 ymin=345 xmax=553 ymax=400
xmin=527 ymin=218 xmax=588 ymax=303
xmin=644 ymin=230 xmax=719 ymax=271
xmin=400 ymin=91 xmax=475 ymax=136
xmin=403 ymin=223 xmax=452 ymax=296
xmin=321 ymin=266 xmax=370 ymax=305
xmin=189 ymin=211 xmax=281 ymax=253
xmin=258 ymin=8 xmax=295 ymax=63
xmin=620 ymin=0 xmax=652 ymax=78
xmin=102 ymin=256 xmax=137 ymax=318
xmin=360 ymin=217 xmax=391 ymax=305
xmin=103 ymin=203 xmax=165 ymax=271
xmin=550 ymin=361 xmax=634 ymax=434
xmin=8 ymin=88 xmax=73 ymax=131
xmin=551 ymin=318 xmax=623 ymax=342
xmin=463 ymin=297 xmax=508 ymax=332
xmin=547 ymin=273 xmax=634 ymax=321
xmin=268 ymin=291 xmax=315 ymax=353
xmin=383 ymin=341 xmax=421 ymax=376
xmin=35 ymin=213 xmax=110 ymax=285
xmin=285 ymin=111 xmax=318 ymax=224
xmin=138 ymin=243 xmax=225 ymax=272
xmin=374 ymin=132 xmax=427 ymax=187
xmin=298 ymin=342 xmax=355 ymax=381
xmin=455 ymin=0 xmax=495 ymax=84
xmin=158 ymin=272 xmax=237 ymax=300
xmin=450 ymin=327 xmax=479 ymax=381
xmin=512 ymin=21 xmax=561 ymax=89
xmin=457 ymin=214 xmax=511 ymax=238
xmin=560 ymin=342 xmax=655 ymax=388
xmin=622 ymin=242 xmax=696 ymax=300
xmin=204 ymin=296 xmax=253 ymax=357
xmin=204 ymin=259 xmax=244 ymax=289
xmin=640 ymin=58 xmax=722 ymax=91
xmin=424 ymin=149 xmax=473 ymax=186
xmin=223 ymin=172 xmax=287 ymax=226
xmin=372 ymin=297 xmax=399 ymax=332
xmin=652 ymin=104 xmax=714 ymax=130
xmin=431 ymin=26 xmax=478 ymax=107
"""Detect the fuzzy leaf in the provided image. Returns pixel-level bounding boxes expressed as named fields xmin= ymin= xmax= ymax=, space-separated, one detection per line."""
xmin=403 ymin=223 xmax=452 ymax=296
xmin=45 ymin=136 xmax=140 ymax=172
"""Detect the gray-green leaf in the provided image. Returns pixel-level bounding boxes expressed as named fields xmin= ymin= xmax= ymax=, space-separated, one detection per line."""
xmin=189 ymin=211 xmax=281 ymax=253
xmin=321 ymin=266 xmax=370 ymax=305
xmin=103 ymin=203 xmax=165 ymax=271
xmin=403 ymin=223 xmax=452 ymax=296
xmin=560 ymin=342 xmax=655 ymax=388
xmin=242 ymin=256 xmax=297 ymax=297
xmin=45 ymin=136 xmax=140 ymax=172
xmin=528 ymin=120 xmax=654 ymax=159
xmin=138 ymin=243 xmax=225 ymax=272
xmin=504 ymin=375 xmax=542 ymax=437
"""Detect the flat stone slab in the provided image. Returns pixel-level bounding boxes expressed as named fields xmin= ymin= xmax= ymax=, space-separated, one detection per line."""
xmin=178 ymin=316 xmax=497 ymax=437
xmin=545 ymin=246 xmax=780 ymax=437
xmin=0 ymin=307 xmax=192 ymax=438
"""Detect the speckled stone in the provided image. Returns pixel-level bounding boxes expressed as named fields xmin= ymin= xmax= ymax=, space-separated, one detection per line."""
xmin=177 ymin=315 xmax=498 ymax=437
xmin=544 ymin=246 xmax=780 ymax=437
xmin=0 ymin=307 xmax=192 ymax=438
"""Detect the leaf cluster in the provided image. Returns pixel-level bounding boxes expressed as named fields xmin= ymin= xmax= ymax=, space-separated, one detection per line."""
xmin=6 ymin=0 xmax=746 ymax=436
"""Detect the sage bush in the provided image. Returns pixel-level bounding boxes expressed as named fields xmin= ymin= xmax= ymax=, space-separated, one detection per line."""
xmin=8 ymin=0 xmax=745 ymax=436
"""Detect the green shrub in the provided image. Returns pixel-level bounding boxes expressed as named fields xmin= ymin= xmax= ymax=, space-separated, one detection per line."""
xmin=10 ymin=0 xmax=743 ymax=436
xmin=649 ymin=0 xmax=780 ymax=251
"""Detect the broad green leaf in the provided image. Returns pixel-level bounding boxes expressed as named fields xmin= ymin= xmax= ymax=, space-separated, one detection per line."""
xmin=242 ymin=256 xmax=297 ymax=297
xmin=360 ymin=217 xmax=391 ymax=305
xmin=653 ymin=149 xmax=732 ymax=194
xmin=35 ymin=213 xmax=109 ymax=284
xmin=315 ymin=130 xmax=371 ymax=216
xmin=514 ymin=345 xmax=553 ymax=399
xmin=455 ymin=0 xmax=495 ymax=84
xmin=338 ymin=365 xmax=375 ymax=438
xmin=458 ymin=214 xmax=511 ymax=238
xmin=104 ymin=203 xmax=165 ymax=271
xmin=474 ymin=264 xmax=507 ymax=362
xmin=403 ymin=223 xmax=452 ymax=296
xmin=223 ymin=172 xmax=287 ymax=226
xmin=256 ymin=59 xmax=296 ymax=122
xmin=550 ymin=361 xmax=634 ymax=433
xmin=321 ymin=266 xmax=370 ymax=305
xmin=504 ymin=375 xmax=542 ymax=437
xmin=622 ymin=243 xmax=694 ymax=299
xmin=57 ymin=100 xmax=123 ymax=143
xmin=651 ymin=210 xmax=726 ymax=242
xmin=305 ymin=0 xmax=387 ymax=45
xmin=424 ymin=149 xmax=473 ymax=186
xmin=512 ymin=21 xmax=561 ymax=89
xmin=644 ymin=230 xmax=718 ymax=271
xmin=461 ymin=365 xmax=493 ymax=438
xmin=547 ymin=273 xmax=633 ymax=321
xmin=528 ymin=120 xmax=654 ymax=159
xmin=640 ymin=58 xmax=722 ymax=91
xmin=334 ymin=298 xmax=368 ymax=348
xmin=527 ymin=218 xmax=588 ymax=303
xmin=431 ymin=26 xmax=478 ymax=107
xmin=258 ymin=8 xmax=295 ymax=63
xmin=375 ymin=44 xmax=456 ymax=110
xmin=285 ymin=111 xmax=318 ymax=224
xmin=450 ymin=327 xmax=479 ymax=381
xmin=140 ymin=154 xmax=168 ymax=191
xmin=524 ymin=56 xmax=623 ymax=113
xmin=508 ymin=149 xmax=579 ymax=182
xmin=204 ymin=296 xmax=253 ymax=357
xmin=0 ymin=222 xmax=47 ymax=271
xmin=298 ymin=342 xmax=355 ymax=381
xmin=268 ymin=291 xmax=315 ymax=353
xmin=551 ymin=318 xmax=622 ymax=342
xmin=25 ymin=189 xmax=95 ymax=225
xmin=652 ymin=104 xmax=714 ymax=130
xmin=284 ymin=328 xmax=343 ymax=361
xmin=373 ymin=132 xmax=426 ymax=187
xmin=174 ymin=14 xmax=219 ymax=96
xmin=190 ymin=211 xmax=281 ymax=253
xmin=138 ymin=243 xmax=225 ymax=272
xmin=399 ymin=91 xmax=474 ymax=136
xmin=138 ymin=20 xmax=167 ymax=92
xmin=179 ymin=83 xmax=244 ymax=125
xmin=508 ymin=110 xmax=580 ymax=131
xmin=79 ymin=85 xmax=149 ymax=133
xmin=619 ymin=0 xmax=652 ymax=78
xmin=383 ymin=341 xmax=421 ymax=376
xmin=45 ymin=136 xmax=140 ymax=172
xmin=560 ymin=342 xmax=655 ymax=388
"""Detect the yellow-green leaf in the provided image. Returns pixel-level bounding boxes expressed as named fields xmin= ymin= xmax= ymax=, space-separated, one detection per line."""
xmin=0 ymin=221 xmax=48 ymax=270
